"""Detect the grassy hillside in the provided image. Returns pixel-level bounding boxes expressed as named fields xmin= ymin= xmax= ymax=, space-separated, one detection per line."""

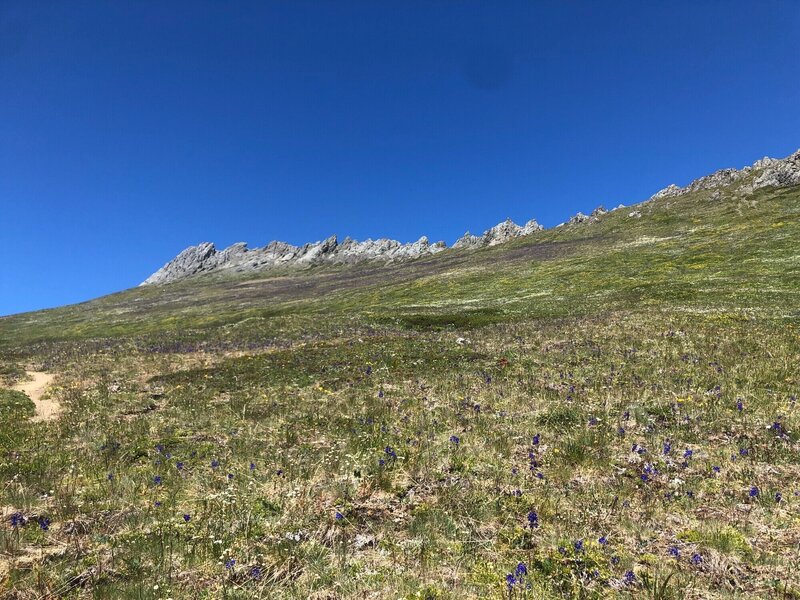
xmin=0 ymin=181 xmax=798 ymax=599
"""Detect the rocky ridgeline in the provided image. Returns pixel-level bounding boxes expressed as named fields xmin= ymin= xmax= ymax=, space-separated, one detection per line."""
xmin=142 ymin=217 xmax=545 ymax=285
xmin=650 ymin=149 xmax=800 ymax=200
xmin=142 ymin=148 xmax=800 ymax=286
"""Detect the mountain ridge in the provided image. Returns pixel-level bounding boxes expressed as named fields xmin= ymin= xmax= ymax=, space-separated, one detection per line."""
xmin=137 ymin=147 xmax=796 ymax=286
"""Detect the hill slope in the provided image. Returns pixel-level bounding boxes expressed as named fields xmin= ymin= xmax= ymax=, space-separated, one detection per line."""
xmin=0 ymin=152 xmax=798 ymax=599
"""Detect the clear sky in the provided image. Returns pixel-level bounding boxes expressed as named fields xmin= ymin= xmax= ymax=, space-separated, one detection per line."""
xmin=1 ymin=1 xmax=799 ymax=316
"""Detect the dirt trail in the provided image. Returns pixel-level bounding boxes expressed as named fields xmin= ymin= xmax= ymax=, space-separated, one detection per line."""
xmin=13 ymin=371 xmax=59 ymax=422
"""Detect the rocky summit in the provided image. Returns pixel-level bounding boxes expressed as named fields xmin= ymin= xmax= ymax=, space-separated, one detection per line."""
xmin=142 ymin=149 xmax=800 ymax=286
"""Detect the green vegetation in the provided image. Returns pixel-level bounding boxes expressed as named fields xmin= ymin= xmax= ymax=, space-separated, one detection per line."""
xmin=0 ymin=181 xmax=798 ymax=598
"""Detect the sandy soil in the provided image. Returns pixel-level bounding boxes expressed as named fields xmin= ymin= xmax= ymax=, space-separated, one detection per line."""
xmin=13 ymin=371 xmax=58 ymax=422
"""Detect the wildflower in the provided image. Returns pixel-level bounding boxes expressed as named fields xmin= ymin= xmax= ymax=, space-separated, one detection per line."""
xmin=736 ymin=399 xmax=743 ymax=411
xmin=505 ymin=573 xmax=517 ymax=589
xmin=176 ymin=462 xmax=184 ymax=471
xmin=749 ymin=486 xmax=759 ymax=498
xmin=663 ymin=441 xmax=672 ymax=455
xmin=10 ymin=512 xmax=24 ymax=528
xmin=107 ymin=472 xmax=114 ymax=481
xmin=250 ymin=462 xmax=256 ymax=471
xmin=574 ymin=539 xmax=584 ymax=552
xmin=691 ymin=553 xmax=703 ymax=565
xmin=532 ymin=434 xmax=540 ymax=445
xmin=739 ymin=448 xmax=749 ymax=457
xmin=227 ymin=473 xmax=234 ymax=481
xmin=515 ymin=562 xmax=528 ymax=577
xmin=249 ymin=566 xmax=262 ymax=580
xmin=617 ymin=427 xmax=626 ymax=437
xmin=611 ymin=555 xmax=620 ymax=565
xmin=378 ymin=389 xmax=384 ymax=398
xmin=449 ymin=435 xmax=460 ymax=446
xmin=154 ymin=501 xmax=162 ymax=507
xmin=211 ymin=459 xmax=220 ymax=469
xmin=775 ymin=492 xmax=782 ymax=503
xmin=527 ymin=510 xmax=539 ymax=528
xmin=156 ymin=444 xmax=165 ymax=454
xmin=37 ymin=516 xmax=50 ymax=531
xmin=335 ymin=511 xmax=344 ymax=520
xmin=669 ymin=546 xmax=679 ymax=558
xmin=384 ymin=446 xmax=397 ymax=460
xmin=535 ymin=472 xmax=544 ymax=479
xmin=276 ymin=469 xmax=283 ymax=476
xmin=712 ymin=465 xmax=721 ymax=473
xmin=683 ymin=448 xmax=693 ymax=459
xmin=183 ymin=514 xmax=190 ymax=522
xmin=599 ymin=536 xmax=608 ymax=546
xmin=225 ymin=558 xmax=236 ymax=570
xmin=623 ymin=570 xmax=636 ymax=585
xmin=588 ymin=417 xmax=598 ymax=426
xmin=153 ymin=475 xmax=162 ymax=485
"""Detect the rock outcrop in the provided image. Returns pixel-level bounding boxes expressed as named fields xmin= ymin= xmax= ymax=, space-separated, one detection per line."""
xmin=141 ymin=242 xmax=217 ymax=285
xmin=565 ymin=206 xmax=607 ymax=226
xmin=142 ymin=234 xmax=451 ymax=285
xmin=453 ymin=218 xmax=543 ymax=250
xmin=144 ymin=216 xmax=546 ymax=285
xmin=649 ymin=149 xmax=800 ymax=201
xmin=452 ymin=232 xmax=482 ymax=249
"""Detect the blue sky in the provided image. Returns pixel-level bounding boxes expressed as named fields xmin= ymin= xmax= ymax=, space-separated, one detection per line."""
xmin=1 ymin=1 xmax=799 ymax=316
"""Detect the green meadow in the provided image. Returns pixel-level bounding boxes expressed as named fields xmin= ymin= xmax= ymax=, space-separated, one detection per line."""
xmin=0 ymin=180 xmax=798 ymax=598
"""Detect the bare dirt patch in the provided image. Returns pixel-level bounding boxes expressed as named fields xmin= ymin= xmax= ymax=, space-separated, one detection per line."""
xmin=13 ymin=371 xmax=58 ymax=422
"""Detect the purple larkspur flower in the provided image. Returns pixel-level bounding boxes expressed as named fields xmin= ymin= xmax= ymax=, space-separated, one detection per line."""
xmin=527 ymin=510 xmax=539 ymax=528
xmin=505 ymin=573 xmax=516 ymax=589
xmin=623 ymin=570 xmax=636 ymax=585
